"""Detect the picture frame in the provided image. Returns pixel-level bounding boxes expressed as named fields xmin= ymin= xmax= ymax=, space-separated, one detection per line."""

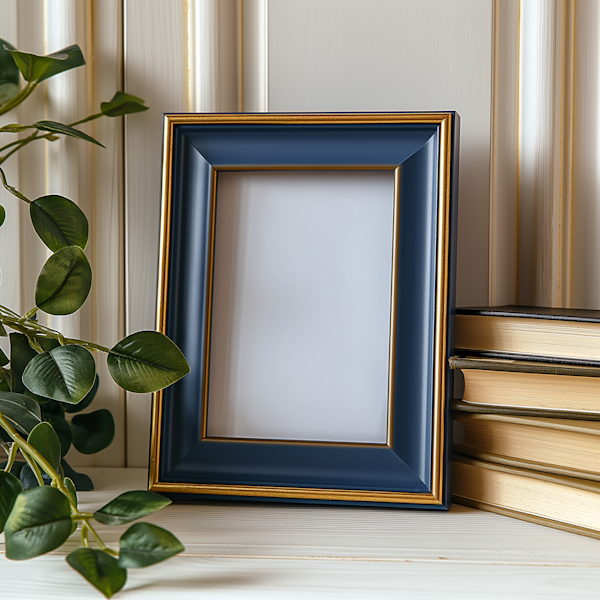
xmin=149 ymin=113 xmax=459 ymax=509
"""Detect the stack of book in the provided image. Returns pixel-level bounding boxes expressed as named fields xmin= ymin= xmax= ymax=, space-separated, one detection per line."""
xmin=451 ymin=305 xmax=600 ymax=539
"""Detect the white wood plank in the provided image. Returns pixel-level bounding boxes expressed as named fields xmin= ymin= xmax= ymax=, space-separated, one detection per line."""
xmin=4 ymin=468 xmax=600 ymax=568
xmin=267 ymin=0 xmax=494 ymax=307
xmin=3 ymin=556 xmax=600 ymax=600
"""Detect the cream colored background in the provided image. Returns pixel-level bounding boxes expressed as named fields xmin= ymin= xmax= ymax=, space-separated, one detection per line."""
xmin=0 ymin=0 xmax=594 ymax=466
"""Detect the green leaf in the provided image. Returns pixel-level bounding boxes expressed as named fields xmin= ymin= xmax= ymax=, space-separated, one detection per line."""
xmin=0 ymin=39 xmax=18 ymax=82
xmin=10 ymin=333 xmax=37 ymax=394
xmin=101 ymin=91 xmax=148 ymax=117
xmin=27 ymin=421 xmax=61 ymax=472
xmin=0 ymin=123 xmax=31 ymax=134
xmin=0 ymin=391 xmax=42 ymax=435
xmin=0 ymin=82 xmax=19 ymax=105
xmin=30 ymin=195 xmax=88 ymax=251
xmin=94 ymin=491 xmax=171 ymax=526
xmin=19 ymin=463 xmax=51 ymax=489
xmin=7 ymin=44 xmax=85 ymax=83
xmin=118 ymin=522 xmax=184 ymax=568
xmin=107 ymin=331 xmax=190 ymax=393
xmin=22 ymin=344 xmax=96 ymax=404
xmin=0 ymin=470 xmax=22 ymax=533
xmin=35 ymin=246 xmax=92 ymax=315
xmin=0 ymin=373 xmax=10 ymax=392
xmin=0 ymin=204 xmax=5 ymax=227
xmin=5 ymin=486 xmax=72 ymax=559
xmin=0 ymin=123 xmax=30 ymax=133
xmin=64 ymin=477 xmax=77 ymax=507
xmin=0 ymin=322 xmax=7 ymax=336
xmin=61 ymin=458 xmax=93 ymax=491
xmin=34 ymin=120 xmax=104 ymax=147
xmin=64 ymin=374 xmax=98 ymax=413
xmin=67 ymin=548 xmax=127 ymax=598
xmin=43 ymin=413 xmax=71 ymax=456
xmin=0 ymin=347 xmax=8 ymax=366
xmin=71 ymin=409 xmax=115 ymax=454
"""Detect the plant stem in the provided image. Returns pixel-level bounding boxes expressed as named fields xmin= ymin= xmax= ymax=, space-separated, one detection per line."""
xmin=80 ymin=518 xmax=118 ymax=555
xmin=0 ymin=82 xmax=37 ymax=117
xmin=4 ymin=441 xmax=18 ymax=472
xmin=0 ymin=309 xmax=112 ymax=353
xmin=0 ymin=410 xmax=74 ymax=506
xmin=0 ymin=166 xmax=30 ymax=203
xmin=81 ymin=523 xmax=89 ymax=548
xmin=22 ymin=451 xmax=45 ymax=486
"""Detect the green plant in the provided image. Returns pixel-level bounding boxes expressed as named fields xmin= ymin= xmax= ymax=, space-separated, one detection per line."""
xmin=0 ymin=40 xmax=190 ymax=597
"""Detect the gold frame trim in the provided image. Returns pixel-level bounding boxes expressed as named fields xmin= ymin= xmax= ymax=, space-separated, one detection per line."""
xmin=151 ymin=113 xmax=453 ymax=505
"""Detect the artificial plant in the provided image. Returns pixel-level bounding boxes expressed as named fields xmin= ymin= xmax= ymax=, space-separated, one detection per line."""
xmin=0 ymin=40 xmax=190 ymax=597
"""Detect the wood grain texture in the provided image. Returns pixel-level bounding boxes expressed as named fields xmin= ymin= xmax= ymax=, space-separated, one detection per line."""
xmin=124 ymin=0 xmax=189 ymax=467
xmin=3 ymin=468 xmax=600 ymax=599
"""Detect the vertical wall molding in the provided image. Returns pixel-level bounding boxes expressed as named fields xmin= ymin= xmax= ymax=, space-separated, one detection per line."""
xmin=242 ymin=0 xmax=268 ymax=112
xmin=125 ymin=0 xmax=241 ymax=466
xmin=490 ymin=0 xmax=579 ymax=308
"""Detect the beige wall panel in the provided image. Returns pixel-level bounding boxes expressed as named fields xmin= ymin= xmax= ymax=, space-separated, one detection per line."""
xmin=267 ymin=0 xmax=494 ymax=306
xmin=571 ymin=0 xmax=600 ymax=309
xmin=124 ymin=0 xmax=188 ymax=467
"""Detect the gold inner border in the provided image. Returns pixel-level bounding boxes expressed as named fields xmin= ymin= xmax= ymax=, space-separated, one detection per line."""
xmin=200 ymin=165 xmax=398 ymax=449
xmin=151 ymin=113 xmax=453 ymax=505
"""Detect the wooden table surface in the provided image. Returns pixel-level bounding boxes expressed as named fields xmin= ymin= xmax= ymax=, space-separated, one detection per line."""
xmin=2 ymin=467 xmax=600 ymax=599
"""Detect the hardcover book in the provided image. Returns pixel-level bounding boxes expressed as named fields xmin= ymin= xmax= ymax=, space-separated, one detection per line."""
xmin=453 ymin=455 xmax=600 ymax=539
xmin=449 ymin=356 xmax=600 ymax=414
xmin=454 ymin=411 xmax=600 ymax=482
xmin=455 ymin=305 xmax=600 ymax=364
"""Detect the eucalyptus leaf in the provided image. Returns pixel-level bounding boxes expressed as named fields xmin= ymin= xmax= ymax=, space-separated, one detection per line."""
xmin=7 ymin=44 xmax=85 ymax=83
xmin=10 ymin=333 xmax=37 ymax=394
xmin=94 ymin=491 xmax=171 ymax=526
xmin=0 ymin=39 xmax=18 ymax=81
xmin=64 ymin=374 xmax=98 ymax=414
xmin=118 ymin=522 xmax=184 ymax=568
xmin=42 ymin=413 xmax=71 ymax=456
xmin=0 ymin=123 xmax=30 ymax=133
xmin=35 ymin=246 xmax=92 ymax=315
xmin=22 ymin=344 xmax=96 ymax=404
xmin=27 ymin=421 xmax=61 ymax=472
xmin=35 ymin=396 xmax=66 ymax=416
xmin=0 ymin=391 xmax=42 ymax=435
xmin=0 ymin=373 xmax=10 ymax=392
xmin=0 ymin=470 xmax=22 ymax=534
xmin=34 ymin=120 xmax=104 ymax=147
xmin=67 ymin=548 xmax=127 ymax=599
xmin=61 ymin=458 xmax=93 ymax=491
xmin=0 ymin=347 xmax=8 ymax=366
xmin=64 ymin=477 xmax=77 ymax=508
xmin=0 ymin=204 xmax=5 ymax=227
xmin=4 ymin=486 xmax=72 ymax=559
xmin=30 ymin=195 xmax=89 ymax=251
xmin=71 ymin=409 xmax=115 ymax=455
xmin=0 ymin=459 xmax=25 ymax=478
xmin=19 ymin=463 xmax=51 ymax=489
xmin=0 ymin=82 xmax=19 ymax=106
xmin=0 ymin=322 xmax=7 ymax=336
xmin=101 ymin=91 xmax=148 ymax=117
xmin=107 ymin=331 xmax=190 ymax=393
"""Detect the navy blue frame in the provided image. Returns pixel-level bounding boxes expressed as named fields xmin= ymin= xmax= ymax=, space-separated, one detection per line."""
xmin=151 ymin=114 xmax=459 ymax=509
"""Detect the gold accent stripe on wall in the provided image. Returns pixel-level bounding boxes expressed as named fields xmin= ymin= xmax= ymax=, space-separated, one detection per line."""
xmin=567 ymin=0 xmax=577 ymax=307
xmin=515 ymin=0 xmax=522 ymax=304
